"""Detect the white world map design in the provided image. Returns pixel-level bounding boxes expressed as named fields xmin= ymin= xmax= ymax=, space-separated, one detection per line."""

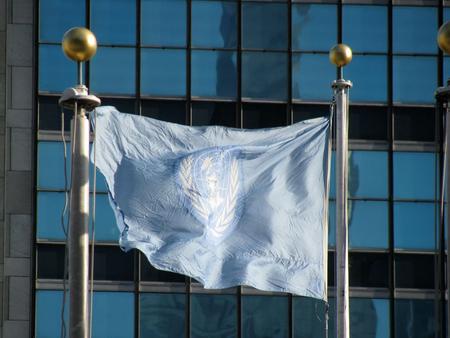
xmin=178 ymin=147 xmax=243 ymax=243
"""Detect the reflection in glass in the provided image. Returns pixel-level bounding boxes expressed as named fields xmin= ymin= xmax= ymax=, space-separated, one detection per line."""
xmin=91 ymin=0 xmax=136 ymax=45
xmin=141 ymin=49 xmax=186 ymax=97
xmin=348 ymin=151 xmax=388 ymax=199
xmin=39 ymin=45 xmax=78 ymax=93
xmin=292 ymin=4 xmax=337 ymax=52
xmin=393 ymin=6 xmax=437 ymax=54
xmin=242 ymin=296 xmax=288 ymax=338
xmin=192 ymin=102 xmax=236 ymax=127
xmin=141 ymin=0 xmax=186 ymax=47
xmin=191 ymin=51 xmax=237 ymax=99
xmin=343 ymin=5 xmax=387 ymax=53
xmin=393 ymin=56 xmax=436 ymax=104
xmin=394 ymin=202 xmax=435 ymax=250
xmin=35 ymin=291 xmax=68 ymax=338
xmin=351 ymin=299 xmax=390 ymax=338
xmin=395 ymin=299 xmax=435 ymax=337
xmin=292 ymin=53 xmax=335 ymax=101
xmin=242 ymin=52 xmax=287 ymax=101
xmin=242 ymin=3 xmax=288 ymax=50
xmin=140 ymin=293 xmax=186 ymax=338
xmin=346 ymin=55 xmax=387 ymax=103
xmin=92 ymin=292 xmax=134 ymax=338
xmin=393 ymin=152 xmax=436 ymax=200
xmin=90 ymin=47 xmax=136 ymax=95
xmin=191 ymin=294 xmax=237 ymax=338
xmin=192 ymin=1 xmax=237 ymax=48
xmin=349 ymin=201 xmax=388 ymax=249
xmin=39 ymin=0 xmax=85 ymax=42
xmin=293 ymin=297 xmax=326 ymax=337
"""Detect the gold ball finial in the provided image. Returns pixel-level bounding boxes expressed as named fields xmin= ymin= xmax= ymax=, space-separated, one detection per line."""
xmin=329 ymin=44 xmax=353 ymax=67
xmin=438 ymin=21 xmax=450 ymax=54
xmin=62 ymin=27 xmax=97 ymax=62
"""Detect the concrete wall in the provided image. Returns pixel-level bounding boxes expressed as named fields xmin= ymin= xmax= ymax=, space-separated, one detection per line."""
xmin=1 ymin=0 xmax=34 ymax=336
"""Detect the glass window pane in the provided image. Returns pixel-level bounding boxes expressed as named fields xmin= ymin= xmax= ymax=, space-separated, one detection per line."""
xmin=37 ymin=192 xmax=67 ymax=240
xmin=292 ymin=4 xmax=337 ymax=52
xmin=329 ymin=200 xmax=336 ymax=248
xmin=349 ymin=106 xmax=388 ymax=141
xmin=39 ymin=96 xmax=71 ymax=131
xmin=293 ymin=297 xmax=326 ymax=338
xmin=91 ymin=0 xmax=136 ymax=45
xmin=394 ymin=202 xmax=436 ymax=250
xmin=242 ymin=296 xmax=288 ymax=338
xmin=140 ymin=293 xmax=186 ymax=337
xmin=393 ymin=56 xmax=437 ymax=104
xmin=92 ymin=292 xmax=134 ymax=338
xmin=346 ymin=55 xmax=387 ymax=103
xmin=349 ymin=201 xmax=388 ymax=249
xmin=99 ymin=98 xmax=137 ymax=115
xmin=393 ymin=6 xmax=437 ymax=54
xmin=395 ymin=299 xmax=436 ymax=337
xmin=192 ymin=1 xmax=237 ymax=48
xmin=35 ymin=290 xmax=68 ymax=338
xmin=349 ymin=151 xmax=388 ymax=199
xmin=242 ymin=52 xmax=287 ymax=101
xmin=293 ymin=104 xmax=330 ymax=123
xmin=191 ymin=51 xmax=237 ymax=99
xmin=393 ymin=152 xmax=436 ymax=200
xmin=141 ymin=100 xmax=186 ymax=124
xmin=94 ymin=246 xmax=134 ymax=281
xmin=395 ymin=254 xmax=435 ymax=289
xmin=141 ymin=49 xmax=186 ymax=97
xmin=292 ymin=53 xmax=335 ymax=101
xmin=242 ymin=103 xmax=287 ymax=129
xmin=141 ymin=0 xmax=186 ymax=47
xmin=39 ymin=45 xmax=78 ymax=93
xmin=349 ymin=253 xmax=389 ymax=288
xmin=192 ymin=102 xmax=236 ymax=127
xmin=140 ymin=254 xmax=186 ymax=282
xmin=37 ymin=244 xmax=65 ymax=279
xmin=191 ymin=294 xmax=237 ymax=338
xmin=242 ymin=3 xmax=288 ymax=50
xmin=90 ymin=47 xmax=136 ymax=95
xmin=39 ymin=0 xmax=85 ymax=42
xmin=351 ymin=299 xmax=390 ymax=338
xmin=394 ymin=106 xmax=435 ymax=142
xmin=343 ymin=5 xmax=387 ymax=53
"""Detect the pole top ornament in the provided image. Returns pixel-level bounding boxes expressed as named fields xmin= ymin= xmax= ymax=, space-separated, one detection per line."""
xmin=329 ymin=44 xmax=352 ymax=67
xmin=62 ymin=27 xmax=97 ymax=62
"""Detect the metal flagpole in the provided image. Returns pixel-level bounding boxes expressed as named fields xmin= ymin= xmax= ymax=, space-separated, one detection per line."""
xmin=59 ymin=27 xmax=101 ymax=338
xmin=437 ymin=20 xmax=450 ymax=338
xmin=330 ymin=44 xmax=352 ymax=338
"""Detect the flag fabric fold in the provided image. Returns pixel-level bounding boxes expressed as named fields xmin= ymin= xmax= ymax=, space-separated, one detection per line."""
xmin=92 ymin=106 xmax=330 ymax=300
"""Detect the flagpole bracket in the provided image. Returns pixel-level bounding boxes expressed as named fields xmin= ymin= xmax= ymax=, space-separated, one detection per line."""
xmin=59 ymin=85 xmax=101 ymax=113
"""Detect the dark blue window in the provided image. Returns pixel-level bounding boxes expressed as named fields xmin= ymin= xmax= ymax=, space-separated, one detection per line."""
xmin=393 ymin=7 xmax=437 ymax=54
xmin=343 ymin=5 xmax=388 ymax=53
xmin=90 ymin=47 xmax=136 ymax=95
xmin=140 ymin=293 xmax=186 ymax=337
xmin=191 ymin=294 xmax=237 ymax=338
xmin=191 ymin=51 xmax=237 ymax=99
xmin=242 ymin=52 xmax=287 ymax=101
xmin=293 ymin=297 xmax=326 ymax=337
xmin=242 ymin=296 xmax=288 ymax=338
xmin=141 ymin=100 xmax=187 ymax=124
xmin=292 ymin=4 xmax=337 ymax=52
xmin=39 ymin=0 xmax=85 ymax=42
xmin=395 ymin=300 xmax=436 ymax=337
xmin=346 ymin=55 xmax=387 ymax=103
xmin=329 ymin=200 xmax=336 ymax=247
xmin=242 ymin=3 xmax=288 ymax=50
xmin=292 ymin=53 xmax=335 ymax=101
xmin=350 ymin=298 xmax=390 ymax=337
xmin=141 ymin=0 xmax=187 ymax=47
xmin=91 ymin=0 xmax=136 ymax=45
xmin=192 ymin=102 xmax=236 ymax=127
xmin=39 ymin=45 xmax=78 ymax=93
xmin=192 ymin=1 xmax=237 ymax=48
xmin=394 ymin=202 xmax=435 ymax=250
xmin=393 ymin=152 xmax=436 ymax=200
xmin=393 ymin=56 xmax=437 ymax=104
xmin=141 ymin=49 xmax=186 ymax=97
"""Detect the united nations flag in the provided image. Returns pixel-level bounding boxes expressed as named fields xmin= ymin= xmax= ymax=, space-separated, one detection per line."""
xmin=93 ymin=106 xmax=331 ymax=300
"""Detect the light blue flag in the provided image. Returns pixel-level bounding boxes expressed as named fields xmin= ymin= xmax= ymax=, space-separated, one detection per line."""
xmin=92 ymin=106 xmax=331 ymax=300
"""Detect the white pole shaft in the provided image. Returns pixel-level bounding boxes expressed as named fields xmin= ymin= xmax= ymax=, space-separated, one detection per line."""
xmin=69 ymin=109 xmax=90 ymax=338
xmin=334 ymin=79 xmax=351 ymax=338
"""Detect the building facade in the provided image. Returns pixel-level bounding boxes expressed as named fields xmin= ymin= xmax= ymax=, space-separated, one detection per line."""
xmin=0 ymin=0 xmax=447 ymax=336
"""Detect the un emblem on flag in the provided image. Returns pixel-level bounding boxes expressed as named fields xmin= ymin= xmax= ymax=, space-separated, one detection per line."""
xmin=178 ymin=147 xmax=243 ymax=244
